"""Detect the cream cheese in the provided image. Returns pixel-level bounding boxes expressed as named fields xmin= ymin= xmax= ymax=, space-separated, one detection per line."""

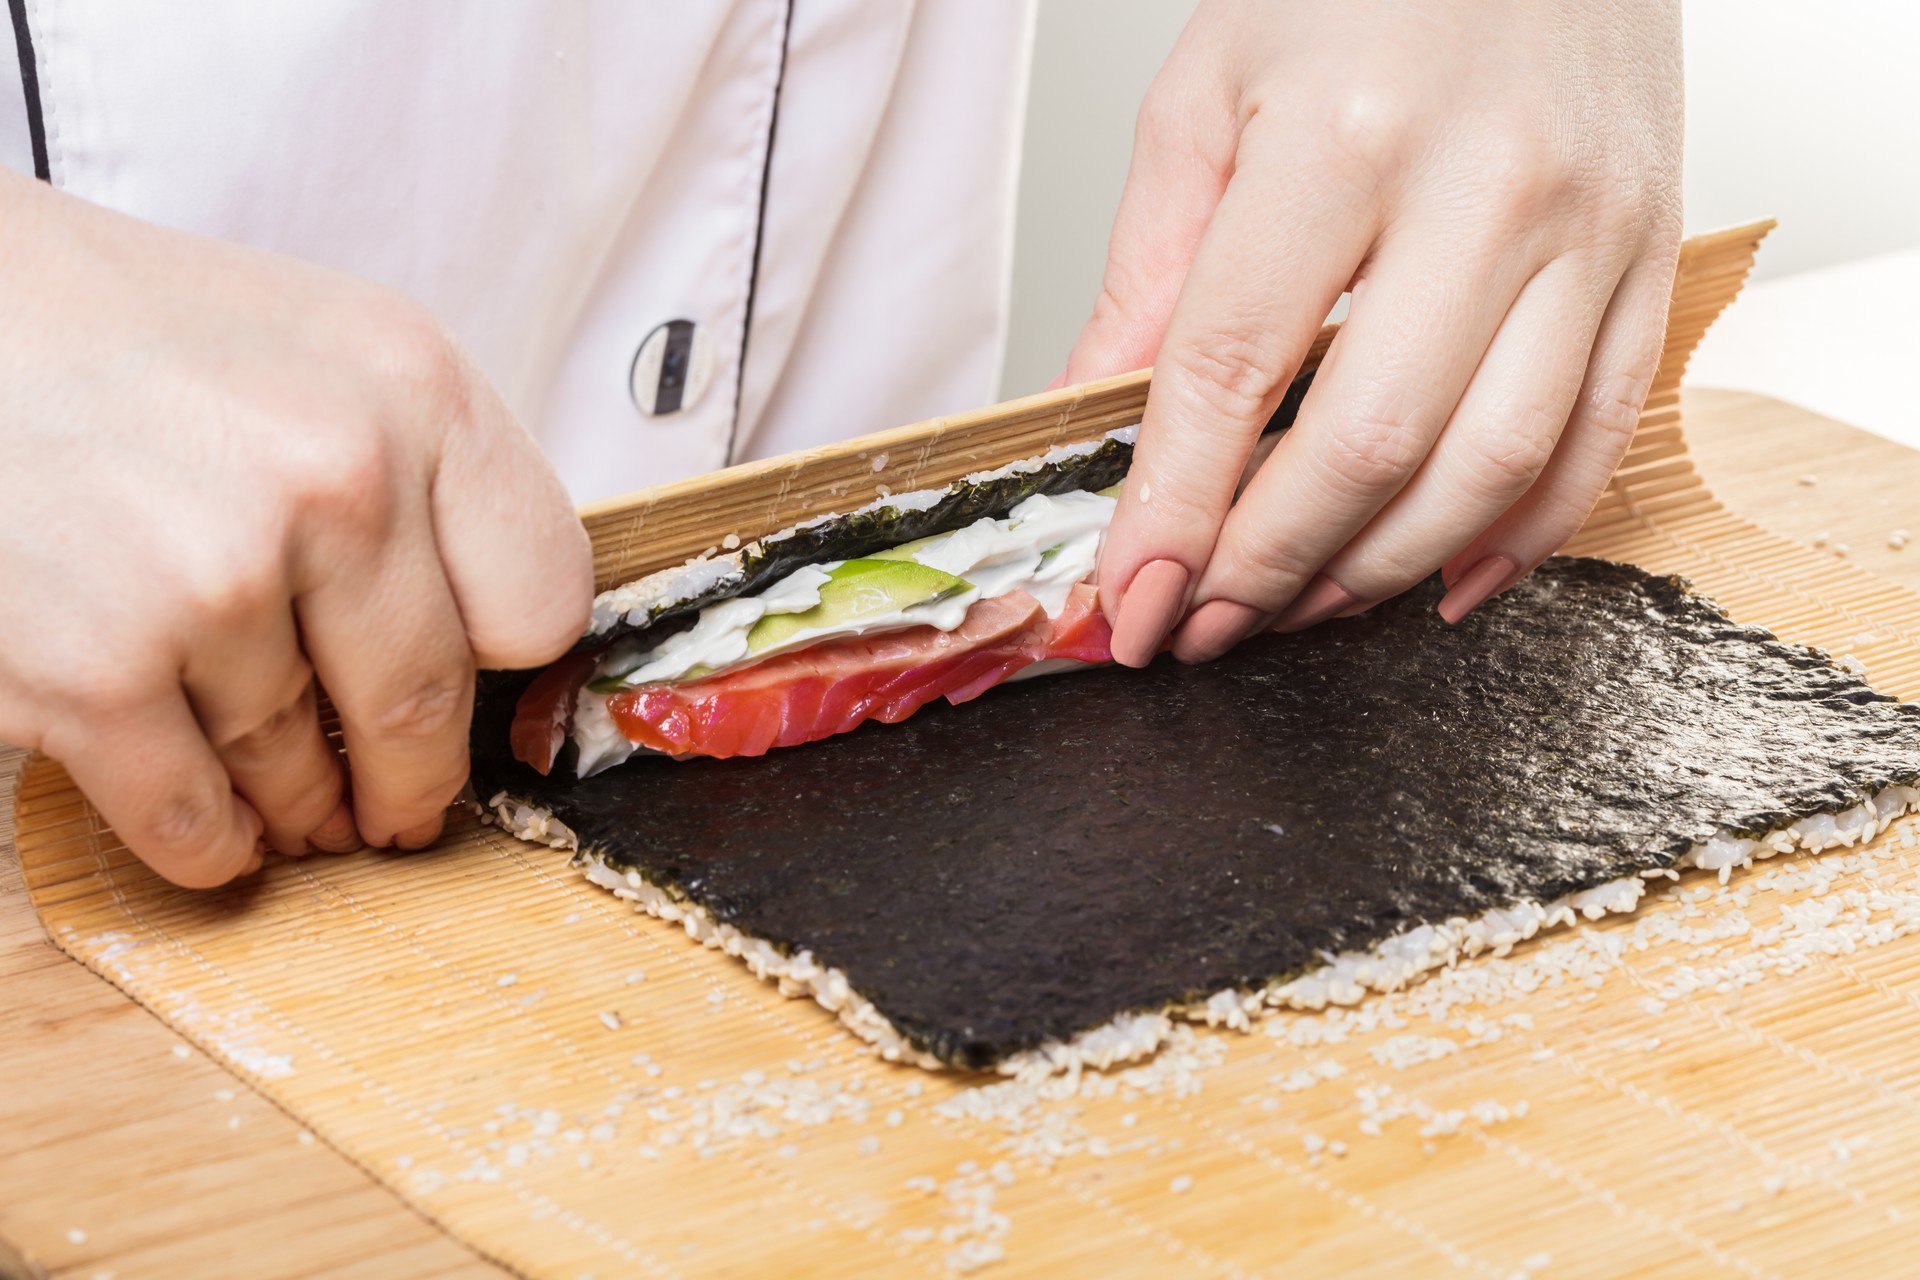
xmin=901 ymin=489 xmax=1113 ymax=615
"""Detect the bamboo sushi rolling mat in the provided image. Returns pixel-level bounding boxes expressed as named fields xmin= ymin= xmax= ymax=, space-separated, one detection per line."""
xmin=14 ymin=221 xmax=1920 ymax=1279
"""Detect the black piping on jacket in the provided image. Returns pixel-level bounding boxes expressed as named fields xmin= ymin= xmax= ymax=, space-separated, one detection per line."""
xmin=724 ymin=0 xmax=796 ymax=466
xmin=6 ymin=0 xmax=49 ymax=181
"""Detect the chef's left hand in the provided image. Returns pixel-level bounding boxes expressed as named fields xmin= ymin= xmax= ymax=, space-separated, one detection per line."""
xmin=1068 ymin=0 xmax=1683 ymax=665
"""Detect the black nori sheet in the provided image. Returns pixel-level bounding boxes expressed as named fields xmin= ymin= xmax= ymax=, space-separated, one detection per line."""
xmin=471 ymin=558 xmax=1920 ymax=1070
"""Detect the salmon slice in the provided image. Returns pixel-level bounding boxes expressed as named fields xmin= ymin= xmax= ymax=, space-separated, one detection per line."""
xmin=607 ymin=591 xmax=1053 ymax=759
xmin=1044 ymin=581 xmax=1115 ymax=664
xmin=509 ymin=581 xmax=1124 ymax=772
xmin=509 ymin=650 xmax=601 ymax=776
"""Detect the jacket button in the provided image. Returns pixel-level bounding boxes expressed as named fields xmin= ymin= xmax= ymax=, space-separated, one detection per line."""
xmin=630 ymin=320 xmax=713 ymax=416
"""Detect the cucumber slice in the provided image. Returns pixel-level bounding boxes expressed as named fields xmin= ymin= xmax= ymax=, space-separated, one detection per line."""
xmin=745 ymin=558 xmax=971 ymax=655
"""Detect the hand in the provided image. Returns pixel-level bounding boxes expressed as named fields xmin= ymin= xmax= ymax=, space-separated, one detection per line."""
xmin=1064 ymin=0 xmax=1684 ymax=664
xmin=0 ymin=170 xmax=591 ymax=887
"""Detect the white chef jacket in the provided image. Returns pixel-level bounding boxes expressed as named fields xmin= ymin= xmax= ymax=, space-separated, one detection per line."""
xmin=1 ymin=2 xmax=1035 ymax=504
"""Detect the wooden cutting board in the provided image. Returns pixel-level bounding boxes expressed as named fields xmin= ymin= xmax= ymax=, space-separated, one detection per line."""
xmin=15 ymin=223 xmax=1920 ymax=1279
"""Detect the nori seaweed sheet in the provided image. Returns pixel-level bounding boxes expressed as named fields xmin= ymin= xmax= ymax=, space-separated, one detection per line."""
xmin=470 ymin=557 xmax=1920 ymax=1070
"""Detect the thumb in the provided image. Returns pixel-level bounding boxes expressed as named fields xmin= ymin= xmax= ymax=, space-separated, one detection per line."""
xmin=432 ymin=355 xmax=593 ymax=671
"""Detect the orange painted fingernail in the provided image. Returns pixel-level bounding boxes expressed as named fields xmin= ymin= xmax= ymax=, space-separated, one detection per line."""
xmin=1437 ymin=555 xmax=1520 ymax=624
xmin=1109 ymin=559 xmax=1190 ymax=667
xmin=307 ymin=799 xmax=362 ymax=854
xmin=1172 ymin=599 xmax=1272 ymax=664
xmin=393 ymin=813 xmax=447 ymax=852
xmin=1272 ymin=575 xmax=1360 ymax=633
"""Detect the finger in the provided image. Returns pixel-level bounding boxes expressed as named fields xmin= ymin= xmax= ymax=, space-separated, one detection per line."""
xmin=181 ymin=594 xmax=355 ymax=856
xmin=200 ymin=675 xmax=354 ymax=857
xmin=1060 ymin=28 xmax=1238 ymax=384
xmin=1436 ymin=249 xmax=1678 ymax=623
xmin=424 ymin=352 xmax=590 ymax=671
xmin=298 ymin=522 xmax=474 ymax=851
xmin=1288 ymin=254 xmax=1620 ymax=616
xmin=1099 ymin=122 xmax=1384 ymax=664
xmin=55 ymin=691 xmax=265 ymax=889
xmin=1166 ymin=227 xmax=1534 ymax=659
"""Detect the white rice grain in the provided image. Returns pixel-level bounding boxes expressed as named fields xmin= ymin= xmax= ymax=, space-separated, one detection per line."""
xmin=487 ymin=781 xmax=1920 ymax=1080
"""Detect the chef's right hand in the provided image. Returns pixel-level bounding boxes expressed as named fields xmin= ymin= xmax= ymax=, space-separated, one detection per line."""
xmin=0 ymin=169 xmax=592 ymax=888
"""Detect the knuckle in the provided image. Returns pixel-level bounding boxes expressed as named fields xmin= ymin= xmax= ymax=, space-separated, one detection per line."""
xmin=149 ymin=782 xmax=227 ymax=849
xmin=1164 ymin=335 xmax=1284 ymax=426
xmin=1091 ymin=239 xmax=1200 ymax=344
xmin=1583 ymin=371 xmax=1652 ymax=445
xmin=1464 ymin=417 xmax=1560 ymax=498
xmin=1471 ymin=128 xmax=1567 ymax=224
xmin=284 ymin=418 xmax=400 ymax=539
xmin=219 ymin=693 xmax=313 ymax=760
xmin=1087 ymin=271 xmax=1162 ymax=346
xmin=1088 ymin=284 xmax=1130 ymax=336
xmin=1213 ymin=538 xmax=1315 ymax=599
xmin=364 ymin=667 xmax=474 ymax=744
xmin=33 ymin=713 xmax=89 ymax=765
xmin=1133 ymin=80 xmax=1185 ymax=157
xmin=1314 ymin=403 xmax=1431 ymax=498
xmin=370 ymin=296 xmax=474 ymax=420
xmin=176 ymin=552 xmax=282 ymax=631
xmin=1314 ymin=87 xmax=1412 ymax=181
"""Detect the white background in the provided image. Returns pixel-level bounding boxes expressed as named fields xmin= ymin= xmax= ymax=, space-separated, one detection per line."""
xmin=1000 ymin=1 xmax=1920 ymax=448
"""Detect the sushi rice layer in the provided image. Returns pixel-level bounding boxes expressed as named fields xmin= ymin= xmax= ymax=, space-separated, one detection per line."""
xmin=482 ymin=784 xmax=1920 ymax=1079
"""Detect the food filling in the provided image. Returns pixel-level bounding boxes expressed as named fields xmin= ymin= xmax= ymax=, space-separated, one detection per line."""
xmin=512 ymin=489 xmax=1123 ymax=775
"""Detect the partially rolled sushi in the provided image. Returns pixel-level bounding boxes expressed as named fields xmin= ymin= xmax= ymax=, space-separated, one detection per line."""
xmin=499 ymin=428 xmax=1138 ymax=779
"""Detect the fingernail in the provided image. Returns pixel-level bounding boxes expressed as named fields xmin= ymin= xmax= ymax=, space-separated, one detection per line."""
xmin=1334 ymin=596 xmax=1375 ymax=619
xmin=307 ymin=799 xmax=362 ymax=854
xmin=1171 ymin=599 xmax=1273 ymax=664
xmin=393 ymin=813 xmax=446 ymax=852
xmin=1437 ymin=554 xmax=1520 ymax=625
xmin=1109 ymin=559 xmax=1190 ymax=667
xmin=1272 ymin=575 xmax=1361 ymax=633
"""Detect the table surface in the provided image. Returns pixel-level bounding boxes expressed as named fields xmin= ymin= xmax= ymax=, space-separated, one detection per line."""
xmin=4 ymin=386 xmax=1916 ymax=1280
xmin=1688 ymin=247 xmax=1920 ymax=454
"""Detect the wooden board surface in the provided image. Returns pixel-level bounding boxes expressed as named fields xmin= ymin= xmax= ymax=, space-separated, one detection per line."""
xmin=15 ymin=224 xmax=1920 ymax=1278
xmin=0 ymin=750 xmax=502 ymax=1279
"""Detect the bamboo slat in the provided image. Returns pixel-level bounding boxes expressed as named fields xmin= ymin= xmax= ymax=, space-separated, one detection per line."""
xmin=25 ymin=220 xmax=1920 ymax=1280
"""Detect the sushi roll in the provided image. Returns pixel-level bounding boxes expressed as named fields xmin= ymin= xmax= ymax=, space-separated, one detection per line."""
xmin=496 ymin=428 xmax=1139 ymax=779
